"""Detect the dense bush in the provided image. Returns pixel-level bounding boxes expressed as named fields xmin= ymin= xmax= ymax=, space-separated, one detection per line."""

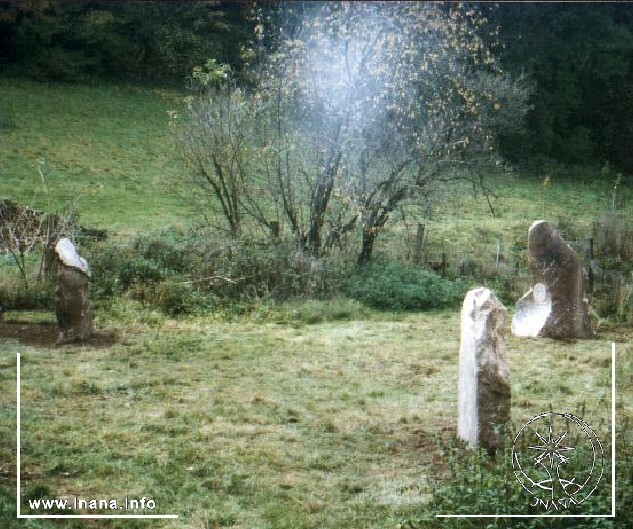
xmin=151 ymin=278 xmax=214 ymax=316
xmin=82 ymin=218 xmax=633 ymax=320
xmin=344 ymin=261 xmax=464 ymax=311
xmin=88 ymin=244 xmax=162 ymax=298
xmin=209 ymin=235 xmax=349 ymax=302
xmin=133 ymin=227 xmax=193 ymax=275
xmin=0 ymin=252 xmax=55 ymax=311
xmin=85 ymin=229 xmax=352 ymax=315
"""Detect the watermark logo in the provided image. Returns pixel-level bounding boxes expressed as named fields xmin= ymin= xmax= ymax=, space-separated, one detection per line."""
xmin=512 ymin=412 xmax=604 ymax=511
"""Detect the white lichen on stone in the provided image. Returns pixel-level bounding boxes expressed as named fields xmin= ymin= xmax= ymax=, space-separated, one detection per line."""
xmin=54 ymin=237 xmax=91 ymax=277
xmin=511 ymin=283 xmax=552 ymax=338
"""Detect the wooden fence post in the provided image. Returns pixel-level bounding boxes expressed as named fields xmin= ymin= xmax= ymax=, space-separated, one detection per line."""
xmin=588 ymin=237 xmax=594 ymax=297
xmin=414 ymin=223 xmax=425 ymax=265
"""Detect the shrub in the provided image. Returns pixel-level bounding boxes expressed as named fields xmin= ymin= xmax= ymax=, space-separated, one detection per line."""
xmin=208 ymin=235 xmax=350 ymax=302
xmin=0 ymin=254 xmax=56 ymax=311
xmin=400 ymin=417 xmax=630 ymax=529
xmin=133 ymin=227 xmax=193 ymax=275
xmin=344 ymin=261 xmax=463 ymax=311
xmin=88 ymin=244 xmax=164 ymax=298
xmin=152 ymin=279 xmax=214 ymax=316
xmin=117 ymin=257 xmax=164 ymax=291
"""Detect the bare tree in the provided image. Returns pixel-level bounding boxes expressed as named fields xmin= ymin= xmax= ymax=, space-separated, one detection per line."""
xmin=0 ymin=199 xmax=75 ymax=291
xmin=177 ymin=3 xmax=530 ymax=262
xmin=250 ymin=2 xmax=531 ymax=261
xmin=173 ymin=60 xmax=277 ymax=236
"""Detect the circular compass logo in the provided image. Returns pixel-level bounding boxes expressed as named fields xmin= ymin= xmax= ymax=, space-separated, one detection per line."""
xmin=512 ymin=412 xmax=603 ymax=508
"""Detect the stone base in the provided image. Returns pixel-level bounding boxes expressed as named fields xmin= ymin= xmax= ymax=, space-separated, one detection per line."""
xmin=56 ymin=266 xmax=92 ymax=344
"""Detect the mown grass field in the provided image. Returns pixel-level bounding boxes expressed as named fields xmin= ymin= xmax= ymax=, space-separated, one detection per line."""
xmin=1 ymin=77 xmax=632 ymax=528
xmin=0 ymin=78 xmax=191 ymax=234
xmin=1 ymin=306 xmax=628 ymax=528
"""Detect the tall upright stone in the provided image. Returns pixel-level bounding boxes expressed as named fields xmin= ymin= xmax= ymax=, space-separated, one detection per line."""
xmin=55 ymin=238 xmax=92 ymax=344
xmin=458 ymin=287 xmax=511 ymax=453
xmin=512 ymin=220 xmax=594 ymax=339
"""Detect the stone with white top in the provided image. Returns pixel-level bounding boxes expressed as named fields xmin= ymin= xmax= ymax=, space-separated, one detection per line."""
xmin=54 ymin=238 xmax=92 ymax=343
xmin=55 ymin=237 xmax=91 ymax=277
xmin=458 ymin=287 xmax=511 ymax=453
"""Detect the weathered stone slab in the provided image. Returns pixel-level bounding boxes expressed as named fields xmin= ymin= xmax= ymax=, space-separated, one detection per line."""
xmin=458 ymin=287 xmax=511 ymax=453
xmin=512 ymin=220 xmax=594 ymax=339
xmin=55 ymin=238 xmax=92 ymax=344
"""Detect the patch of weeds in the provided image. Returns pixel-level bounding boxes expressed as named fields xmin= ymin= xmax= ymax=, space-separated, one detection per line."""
xmin=152 ymin=278 xmax=215 ymax=316
xmin=267 ymin=298 xmax=373 ymax=325
xmin=400 ymin=418 xmax=629 ymax=529
xmin=71 ymin=379 xmax=102 ymax=396
xmin=98 ymin=298 xmax=166 ymax=327
xmin=340 ymin=481 xmax=365 ymax=495
xmin=345 ymin=260 xmax=464 ymax=311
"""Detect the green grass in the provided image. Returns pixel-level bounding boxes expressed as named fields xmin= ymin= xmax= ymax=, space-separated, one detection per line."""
xmin=0 ymin=78 xmax=192 ymax=234
xmin=0 ymin=304 xmax=627 ymax=528
xmin=1 ymin=78 xmax=632 ymax=527
xmin=2 ymin=77 xmax=630 ymax=244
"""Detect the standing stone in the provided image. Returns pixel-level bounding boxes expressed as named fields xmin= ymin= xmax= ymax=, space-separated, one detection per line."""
xmin=512 ymin=220 xmax=594 ymax=339
xmin=55 ymin=238 xmax=92 ymax=344
xmin=458 ymin=287 xmax=511 ymax=453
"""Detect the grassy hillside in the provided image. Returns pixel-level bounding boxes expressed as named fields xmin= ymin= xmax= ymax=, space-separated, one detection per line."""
xmin=1 ymin=78 xmax=192 ymax=234
xmin=2 ymin=77 xmax=630 ymax=243
xmin=1 ymin=78 xmax=632 ymax=528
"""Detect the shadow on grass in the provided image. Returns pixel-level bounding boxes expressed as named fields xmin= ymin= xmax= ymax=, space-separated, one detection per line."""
xmin=0 ymin=316 xmax=119 ymax=349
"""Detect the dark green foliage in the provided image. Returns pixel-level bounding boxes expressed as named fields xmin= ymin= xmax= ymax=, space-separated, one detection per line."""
xmin=344 ymin=261 xmax=463 ymax=311
xmin=0 ymin=276 xmax=55 ymax=312
xmin=116 ymin=258 xmax=164 ymax=292
xmin=0 ymin=1 xmax=251 ymax=83
xmin=491 ymin=4 xmax=633 ymax=173
xmin=88 ymin=244 xmax=163 ymax=297
xmin=401 ymin=418 xmax=632 ymax=529
xmin=152 ymin=279 xmax=214 ymax=317
xmin=208 ymin=235 xmax=349 ymax=302
xmin=88 ymin=226 xmax=199 ymax=299
xmin=133 ymin=227 xmax=192 ymax=275
xmin=86 ymin=229 xmax=353 ymax=315
xmin=89 ymin=243 xmax=210 ymax=316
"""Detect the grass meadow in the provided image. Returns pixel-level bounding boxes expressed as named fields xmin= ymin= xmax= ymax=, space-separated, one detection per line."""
xmin=1 ymin=77 xmax=632 ymax=528
xmin=1 ymin=308 xmax=627 ymax=528
xmin=0 ymin=78 xmax=190 ymax=234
